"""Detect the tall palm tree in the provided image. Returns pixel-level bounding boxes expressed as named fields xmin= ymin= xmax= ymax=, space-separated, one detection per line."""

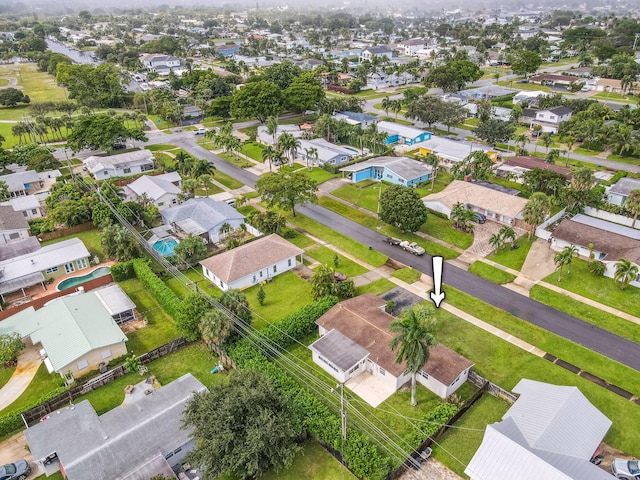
xmin=174 ymin=152 xmax=195 ymax=176
xmin=424 ymin=154 xmax=440 ymax=191
xmin=198 ymin=174 xmax=213 ymax=197
xmin=614 ymin=258 xmax=639 ymax=290
xmin=199 ymin=308 xmax=233 ymax=347
xmin=266 ymin=116 xmax=279 ymax=145
xmin=624 ymin=189 xmax=640 ymax=228
xmin=390 ymin=307 xmax=438 ymax=407
xmin=261 ymin=145 xmax=278 ymax=172
xmin=304 ymin=147 xmax=318 ymax=169
xmin=554 ymin=245 xmax=578 ymax=281
xmin=381 ymin=96 xmax=391 ymax=117
xmin=391 ymin=99 xmax=403 ymax=120
xmin=522 ymin=192 xmax=550 ymax=239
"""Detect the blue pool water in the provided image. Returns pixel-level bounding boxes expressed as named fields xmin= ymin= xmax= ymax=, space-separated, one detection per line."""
xmin=57 ymin=266 xmax=111 ymax=291
xmin=345 ymin=147 xmax=359 ymax=153
xmin=153 ymin=238 xmax=179 ymax=256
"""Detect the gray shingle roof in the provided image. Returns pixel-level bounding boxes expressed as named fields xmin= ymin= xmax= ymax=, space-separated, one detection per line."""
xmin=160 ymin=197 xmax=244 ymax=234
xmin=24 ymin=374 xmax=208 ymax=480
xmin=309 ymin=329 xmax=369 ymax=370
xmin=0 ymin=205 xmax=29 ymax=230
xmin=610 ymin=177 xmax=640 ymax=197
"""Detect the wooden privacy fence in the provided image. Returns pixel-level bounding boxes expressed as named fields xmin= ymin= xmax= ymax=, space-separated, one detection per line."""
xmin=37 ymin=221 xmax=95 ymax=241
xmin=468 ymin=370 xmax=518 ymax=404
xmin=21 ymin=337 xmax=191 ymax=427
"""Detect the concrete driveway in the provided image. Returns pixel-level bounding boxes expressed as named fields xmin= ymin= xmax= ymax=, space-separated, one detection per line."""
xmin=0 ymin=345 xmax=42 ymax=412
xmin=465 ymin=221 xmax=503 ymax=257
xmin=0 ymin=431 xmax=42 ymax=478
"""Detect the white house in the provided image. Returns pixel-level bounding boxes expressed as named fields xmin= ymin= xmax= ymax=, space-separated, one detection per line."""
xmin=607 ymin=177 xmax=640 ymax=206
xmin=297 ymin=138 xmax=355 ymax=166
xmin=310 ymin=294 xmax=474 ymax=405
xmin=397 ymin=38 xmax=425 ymax=56
xmin=530 ymin=106 xmax=573 ymax=134
xmin=83 ymin=150 xmax=155 ymax=180
xmin=160 ymin=198 xmax=245 ymax=244
xmin=333 ymin=111 xmax=378 ymax=129
xmin=200 ymin=234 xmax=303 ymax=291
xmin=360 ymin=45 xmax=393 ymax=62
xmin=366 ymin=71 xmax=417 ymax=90
xmin=2 ymin=195 xmax=42 ymax=220
xmin=0 ymin=169 xmax=61 ymax=198
xmin=466 ymin=379 xmax=612 ymax=480
xmin=0 ymin=205 xmax=30 ymax=244
xmin=140 ymin=53 xmax=182 ymax=73
xmin=123 ymin=172 xmax=182 ymax=210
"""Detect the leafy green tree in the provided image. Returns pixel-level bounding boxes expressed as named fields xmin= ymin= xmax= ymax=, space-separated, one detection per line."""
xmin=473 ymin=118 xmax=515 ymax=147
xmin=0 ymin=180 xmax=8 ymax=201
xmin=440 ymin=102 xmax=467 ymax=132
xmin=284 ymin=72 xmax=324 ymax=113
xmin=56 ymin=63 xmax=128 ymax=108
xmin=614 ymin=258 xmax=639 ymax=290
xmin=257 ymin=285 xmax=266 ymax=306
xmin=67 ymin=114 xmax=147 ymax=153
xmin=249 ymin=210 xmax=286 ymax=234
xmin=310 ymin=264 xmax=338 ymax=300
xmin=183 ymin=370 xmax=302 ymax=480
xmin=508 ymin=50 xmax=543 ymax=77
xmin=379 ymin=184 xmax=427 ymax=233
xmin=390 ymin=305 xmax=438 ymax=406
xmin=405 ymin=95 xmax=446 ymax=128
xmin=172 ymin=234 xmax=207 ymax=268
xmin=176 ymin=294 xmax=212 ymax=341
xmin=255 ymin=171 xmax=318 ymax=217
xmin=100 ymin=223 xmax=142 ymax=262
xmin=220 ymin=289 xmax=252 ymax=326
xmin=451 ymin=151 xmax=494 ymax=180
xmin=0 ymin=333 xmax=24 ymax=367
xmin=91 ymin=202 xmax=113 ymax=227
xmin=231 ymin=80 xmax=283 ymax=123
xmin=522 ymin=192 xmax=550 ymax=239
xmin=263 ymin=60 xmax=303 ymax=89
xmin=424 ymin=60 xmax=481 ymax=92
xmin=0 ymin=88 xmax=30 ymax=107
xmin=50 ymin=199 xmax=93 ymax=227
xmin=624 ymin=189 xmax=640 ymax=228
xmin=28 ymin=152 xmax=62 ymax=172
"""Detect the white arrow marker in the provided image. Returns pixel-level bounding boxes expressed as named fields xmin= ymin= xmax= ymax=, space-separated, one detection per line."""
xmin=430 ymin=256 xmax=446 ymax=308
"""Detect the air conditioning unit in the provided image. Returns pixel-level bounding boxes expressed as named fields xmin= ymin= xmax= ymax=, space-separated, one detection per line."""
xmin=202 ymin=238 xmax=209 ymax=245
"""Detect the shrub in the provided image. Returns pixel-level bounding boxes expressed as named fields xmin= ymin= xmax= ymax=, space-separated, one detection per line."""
xmin=131 ymin=259 xmax=182 ymax=318
xmin=110 ymin=260 xmax=136 ymax=281
xmin=28 ymin=218 xmax=54 ymax=236
xmin=0 ymin=386 xmax=66 ymax=437
xmin=321 ymin=163 xmax=339 ymax=174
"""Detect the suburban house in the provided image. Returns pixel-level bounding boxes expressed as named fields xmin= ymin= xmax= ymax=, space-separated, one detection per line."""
xmin=333 ymin=111 xmax=378 ymax=129
xmin=595 ymin=78 xmax=625 ymax=94
xmin=424 ymin=180 xmax=529 ymax=227
xmin=0 ymin=288 xmax=130 ymax=377
xmin=214 ymin=43 xmax=240 ymax=56
xmin=200 ymin=234 xmax=303 ymax=291
xmin=366 ymin=71 xmax=417 ymax=90
xmin=606 ymin=177 xmax=640 ymax=206
xmin=0 ymin=237 xmax=39 ymax=262
xmin=340 ymin=156 xmax=433 ymax=186
xmin=0 ymin=169 xmax=61 ymax=198
xmin=140 ymin=53 xmax=182 ymax=73
xmin=550 ymin=216 xmax=640 ymax=288
xmin=512 ymin=90 xmax=548 ymax=105
xmin=124 ymin=172 xmax=182 ymax=210
xmin=257 ymin=124 xmax=304 ymax=145
xmin=83 ymin=150 xmax=155 ymax=180
xmin=160 ymin=198 xmax=245 ymax=244
xmin=397 ymin=38 xmax=425 ymax=56
xmin=24 ymin=374 xmax=208 ymax=480
xmin=0 ymin=205 xmax=30 ymax=244
xmin=458 ymin=85 xmax=519 ymax=100
xmin=466 ymin=379 xmax=612 ymax=480
xmin=360 ymin=45 xmax=393 ymax=62
xmin=495 ymin=156 xmax=572 ymax=183
xmin=297 ymin=138 xmax=355 ymax=166
xmin=2 ymin=195 xmax=43 ymax=220
xmin=377 ymin=121 xmax=431 ymax=146
xmin=418 ymin=138 xmax=499 ymax=169
xmin=529 ymin=73 xmax=580 ymax=87
xmin=529 ymin=106 xmax=573 ymax=133
xmin=309 ymin=294 xmax=474 ymax=406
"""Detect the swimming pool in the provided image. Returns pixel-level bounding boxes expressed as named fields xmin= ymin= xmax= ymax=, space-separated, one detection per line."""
xmin=153 ymin=238 xmax=179 ymax=257
xmin=345 ymin=147 xmax=359 ymax=153
xmin=56 ymin=266 xmax=112 ymax=291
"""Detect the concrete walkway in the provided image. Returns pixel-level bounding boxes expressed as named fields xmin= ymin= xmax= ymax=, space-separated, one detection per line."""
xmin=0 ymin=345 xmax=42 ymax=412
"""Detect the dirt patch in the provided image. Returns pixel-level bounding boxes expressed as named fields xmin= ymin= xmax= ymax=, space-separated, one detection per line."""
xmin=119 ymin=317 xmax=147 ymax=334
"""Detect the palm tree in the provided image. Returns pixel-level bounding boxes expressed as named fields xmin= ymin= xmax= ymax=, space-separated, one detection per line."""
xmin=174 ymin=152 xmax=194 ymax=176
xmin=389 ymin=307 xmax=438 ymax=407
xmin=488 ymin=233 xmax=503 ymax=251
xmin=522 ymin=192 xmax=550 ymax=239
xmin=554 ymin=245 xmax=578 ymax=281
xmin=391 ymin=99 xmax=403 ymax=120
xmin=191 ymin=159 xmax=215 ymax=178
xmin=304 ymin=147 xmax=318 ymax=169
xmin=546 ymin=148 xmax=561 ymax=164
xmin=563 ymin=133 xmax=577 ymax=167
xmin=198 ymin=174 xmax=213 ymax=197
xmin=499 ymin=226 xmax=516 ymax=247
xmin=180 ymin=178 xmax=197 ymax=200
xmin=614 ymin=258 xmax=639 ymax=290
xmin=199 ymin=308 xmax=233 ymax=347
xmin=266 ymin=115 xmax=279 ymax=145
xmin=624 ymin=189 xmax=640 ymax=228
xmin=381 ymin=96 xmax=391 ymax=117
xmin=540 ymin=132 xmax=553 ymax=151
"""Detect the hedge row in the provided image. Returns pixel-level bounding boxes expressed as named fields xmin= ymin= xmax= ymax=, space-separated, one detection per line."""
xmin=0 ymin=386 xmax=66 ymax=438
xmin=131 ymin=259 xmax=182 ymax=319
xmin=405 ymin=402 xmax=459 ymax=447
xmin=110 ymin=260 xmax=136 ymax=282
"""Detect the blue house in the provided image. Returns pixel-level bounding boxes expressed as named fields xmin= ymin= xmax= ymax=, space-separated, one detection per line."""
xmin=376 ymin=121 xmax=432 ymax=146
xmin=340 ymin=156 xmax=433 ymax=186
xmin=214 ymin=44 xmax=240 ymax=57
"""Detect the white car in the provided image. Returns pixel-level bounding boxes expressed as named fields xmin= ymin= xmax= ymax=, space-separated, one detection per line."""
xmin=612 ymin=459 xmax=640 ymax=480
xmin=194 ymin=127 xmax=208 ymax=135
xmin=580 ymin=85 xmax=590 ymax=92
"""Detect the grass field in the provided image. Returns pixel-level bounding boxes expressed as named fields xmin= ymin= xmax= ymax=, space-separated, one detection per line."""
xmin=355 ymin=277 xmax=396 ymax=296
xmin=41 ymin=228 xmax=105 ymax=259
xmin=420 ymin=214 xmax=472 ymax=249
xmin=486 ymin=235 xmax=533 ymax=271
xmin=306 ymin=245 xmax=368 ymax=277
xmin=391 ymin=267 xmax=421 ymax=284
xmin=213 ymin=169 xmax=244 ymax=190
xmin=0 ymin=363 xmax=63 ymax=415
xmin=0 ymin=366 xmax=15 ymax=391
xmin=242 ymin=141 xmax=264 ymax=162
xmin=468 ymin=261 xmax=517 ymax=284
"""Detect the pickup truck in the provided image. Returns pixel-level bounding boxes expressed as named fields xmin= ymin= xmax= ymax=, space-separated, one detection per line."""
xmin=400 ymin=241 xmax=425 ymax=256
xmin=383 ymin=236 xmax=402 ymax=245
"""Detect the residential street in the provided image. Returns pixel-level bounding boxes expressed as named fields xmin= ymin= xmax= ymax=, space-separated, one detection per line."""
xmin=135 ymin=132 xmax=640 ymax=372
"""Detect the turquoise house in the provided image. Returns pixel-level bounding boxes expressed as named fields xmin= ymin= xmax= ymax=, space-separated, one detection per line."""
xmin=377 ymin=121 xmax=432 ymax=146
xmin=340 ymin=156 xmax=434 ymax=186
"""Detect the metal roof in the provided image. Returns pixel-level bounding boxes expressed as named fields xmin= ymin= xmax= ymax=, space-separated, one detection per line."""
xmin=160 ymin=198 xmax=244 ymax=235
xmin=377 ymin=121 xmax=430 ymax=141
xmin=309 ymin=329 xmax=369 ymax=371
xmin=83 ymin=150 xmax=155 ymax=174
xmin=94 ymin=284 xmax=136 ymax=315
xmin=126 ymin=174 xmax=181 ymax=202
xmin=340 ymin=156 xmax=433 ymax=182
xmin=24 ymin=374 xmax=207 ymax=480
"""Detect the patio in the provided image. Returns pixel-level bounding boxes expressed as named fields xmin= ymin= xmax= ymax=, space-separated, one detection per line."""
xmin=345 ymin=371 xmax=396 ymax=408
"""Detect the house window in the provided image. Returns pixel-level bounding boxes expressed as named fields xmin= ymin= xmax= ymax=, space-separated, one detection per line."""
xmin=318 ymin=355 xmax=339 ymax=373
xmin=77 ymin=359 xmax=89 ymax=370
xmin=77 ymin=258 xmax=87 ymax=270
xmin=288 ymin=258 xmax=292 ymax=267
xmin=379 ymin=367 xmax=386 ymax=376
xmin=64 ymin=262 xmax=75 ymax=274
xmin=123 ymin=167 xmax=131 ymax=174
xmin=22 ymin=211 xmax=28 ymax=217
xmin=172 ymin=198 xmax=177 ymax=204
xmin=419 ymin=370 xmax=429 ymax=379
xmin=8 ymin=232 xmax=19 ymax=240
xmin=259 ymin=271 xmax=263 ymax=278
xmin=253 ymin=274 xmax=256 ymax=282
xmin=45 ymin=266 xmax=58 ymax=274
xmin=273 ymin=265 xmax=277 ymax=273
xmin=32 ymin=209 xmax=38 ymax=214
xmin=101 ymin=349 xmax=112 ymax=359
xmin=158 ymin=202 xmax=164 ymax=207
xmin=386 ymin=174 xmax=392 ymax=179
xmin=141 ymin=164 xmax=154 ymax=172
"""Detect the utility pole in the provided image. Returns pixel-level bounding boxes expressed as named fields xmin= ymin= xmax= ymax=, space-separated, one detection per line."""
xmin=338 ymin=383 xmax=347 ymax=440
xmin=188 ymin=279 xmax=207 ymax=293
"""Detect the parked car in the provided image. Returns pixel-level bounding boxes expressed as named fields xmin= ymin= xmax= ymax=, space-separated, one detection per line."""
xmin=399 ymin=241 xmax=425 ymax=256
xmin=383 ymin=236 xmax=402 ymax=246
xmin=334 ymin=272 xmax=348 ymax=282
xmin=580 ymin=85 xmax=590 ymax=92
xmin=472 ymin=212 xmax=487 ymax=224
xmin=0 ymin=459 xmax=31 ymax=480
xmin=194 ymin=127 xmax=208 ymax=135
xmin=612 ymin=459 xmax=640 ymax=480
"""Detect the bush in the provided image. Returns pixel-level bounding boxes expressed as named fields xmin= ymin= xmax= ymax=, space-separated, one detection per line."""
xmin=426 ymin=208 xmax=449 ymax=220
xmin=321 ymin=163 xmax=339 ymax=174
xmin=132 ymin=259 xmax=182 ymax=318
xmin=280 ymin=227 xmax=297 ymax=239
xmin=28 ymin=218 xmax=54 ymax=236
xmin=110 ymin=260 xmax=136 ymax=281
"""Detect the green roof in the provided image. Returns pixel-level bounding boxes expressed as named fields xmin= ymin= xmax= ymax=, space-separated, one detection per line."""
xmin=1 ymin=293 xmax=127 ymax=372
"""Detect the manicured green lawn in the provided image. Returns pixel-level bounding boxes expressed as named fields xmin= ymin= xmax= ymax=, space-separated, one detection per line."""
xmin=214 ymin=169 xmax=245 ymax=190
xmin=332 ymin=182 xmax=386 ymax=213
xmin=145 ymin=144 xmax=179 ymax=152
xmin=541 ymin=258 xmax=640 ymax=318
xmin=433 ymin=394 xmax=509 ymax=477
xmin=34 ymin=472 xmax=64 ymax=480
xmin=304 ymin=167 xmax=338 ymax=185
xmin=530 ymin=285 xmax=640 ymax=344
xmin=0 ymin=363 xmax=63 ymax=415
xmin=355 ymin=278 xmax=396 ymax=296
xmin=41 ymin=228 xmax=105 ymax=259
xmin=574 ymin=147 xmax=600 ymax=156
xmin=279 ymin=230 xmax=316 ymax=248
xmin=118 ymin=278 xmax=181 ymax=354
xmin=468 ymin=261 xmax=516 ymax=285
xmin=13 ymin=64 xmax=67 ymax=103
xmin=435 ymin=302 xmax=640 ymax=457
xmin=420 ymin=214 xmax=472 ymax=249
xmin=242 ymin=141 xmax=264 ymax=161
xmin=0 ymin=366 xmax=15 ymax=390
xmin=194 ymin=181 xmax=224 ymax=197
xmin=391 ymin=267 xmax=421 ymax=284
xmin=606 ymin=153 xmax=640 ymax=165
xmin=444 ymin=288 xmax=640 ymax=398
xmin=243 ymin=271 xmax=313 ymax=328
xmin=163 ymin=268 xmax=208 ymax=298
xmin=286 ymin=212 xmax=388 ymax=267
xmin=486 ymin=235 xmax=533 ymax=271
xmin=306 ymin=246 xmax=368 ymax=277
xmin=593 ymin=92 xmax=638 ymax=104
